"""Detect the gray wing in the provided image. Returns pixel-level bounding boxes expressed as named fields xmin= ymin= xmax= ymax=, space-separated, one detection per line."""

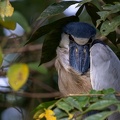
xmin=90 ymin=42 xmax=120 ymax=92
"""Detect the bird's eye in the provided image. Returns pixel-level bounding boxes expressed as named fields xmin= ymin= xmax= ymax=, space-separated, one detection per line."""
xmin=69 ymin=34 xmax=74 ymax=41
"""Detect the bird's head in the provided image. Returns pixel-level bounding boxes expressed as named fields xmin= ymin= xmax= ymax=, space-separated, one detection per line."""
xmin=59 ymin=22 xmax=96 ymax=74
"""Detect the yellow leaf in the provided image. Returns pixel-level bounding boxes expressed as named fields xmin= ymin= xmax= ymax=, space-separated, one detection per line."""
xmin=33 ymin=110 xmax=42 ymax=119
xmin=45 ymin=109 xmax=55 ymax=116
xmin=0 ymin=47 xmax=3 ymax=67
xmin=39 ymin=113 xmax=45 ymax=119
xmin=0 ymin=20 xmax=16 ymax=30
xmin=0 ymin=0 xmax=14 ymax=20
xmin=68 ymin=113 xmax=73 ymax=120
xmin=46 ymin=115 xmax=56 ymax=120
xmin=7 ymin=63 xmax=29 ymax=91
xmin=38 ymin=109 xmax=56 ymax=120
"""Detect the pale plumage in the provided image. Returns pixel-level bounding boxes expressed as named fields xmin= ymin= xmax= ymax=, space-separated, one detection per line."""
xmin=90 ymin=41 xmax=120 ymax=120
xmin=90 ymin=42 xmax=120 ymax=91
xmin=55 ymin=45 xmax=91 ymax=96
xmin=55 ymin=32 xmax=92 ymax=95
xmin=55 ymin=22 xmax=120 ymax=119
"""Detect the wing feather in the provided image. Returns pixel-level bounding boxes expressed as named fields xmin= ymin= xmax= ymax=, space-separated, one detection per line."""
xmin=90 ymin=43 xmax=120 ymax=91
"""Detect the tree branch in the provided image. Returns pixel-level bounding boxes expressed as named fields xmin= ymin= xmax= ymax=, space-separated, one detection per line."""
xmin=3 ymin=44 xmax=42 ymax=54
xmin=67 ymin=93 xmax=120 ymax=97
xmin=0 ymin=91 xmax=61 ymax=98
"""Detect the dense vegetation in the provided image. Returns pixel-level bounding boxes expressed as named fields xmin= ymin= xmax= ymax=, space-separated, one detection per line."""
xmin=0 ymin=0 xmax=120 ymax=120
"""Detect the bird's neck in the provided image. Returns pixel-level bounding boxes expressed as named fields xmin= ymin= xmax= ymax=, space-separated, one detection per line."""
xmin=55 ymin=47 xmax=92 ymax=95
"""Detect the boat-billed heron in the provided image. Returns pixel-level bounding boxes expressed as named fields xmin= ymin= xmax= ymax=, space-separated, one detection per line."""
xmin=55 ymin=22 xmax=120 ymax=119
xmin=55 ymin=22 xmax=94 ymax=95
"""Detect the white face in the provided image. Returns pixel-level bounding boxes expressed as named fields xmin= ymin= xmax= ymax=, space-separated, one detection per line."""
xmin=72 ymin=35 xmax=89 ymax=45
xmin=59 ymin=33 xmax=89 ymax=48
xmin=59 ymin=33 xmax=69 ymax=49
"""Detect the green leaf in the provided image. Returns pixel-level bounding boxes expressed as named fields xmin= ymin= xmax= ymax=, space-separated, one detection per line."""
xmin=85 ymin=3 xmax=100 ymax=26
xmin=74 ymin=96 xmax=89 ymax=109
xmin=85 ymin=111 xmax=115 ymax=120
xmin=28 ymin=63 xmax=48 ymax=74
xmin=3 ymin=11 xmax=31 ymax=33
xmin=26 ymin=16 xmax=79 ymax=44
xmin=89 ymin=90 xmax=102 ymax=102
xmin=90 ymin=0 xmax=102 ymax=10
xmin=79 ymin=8 xmax=92 ymax=23
xmin=101 ymin=88 xmax=116 ymax=100
xmin=100 ymin=15 xmax=120 ymax=36
xmin=96 ymin=11 xmax=110 ymax=27
xmin=102 ymin=0 xmax=120 ymax=4
xmin=32 ymin=100 xmax=57 ymax=114
xmin=56 ymin=101 xmax=74 ymax=113
xmin=77 ymin=0 xmax=92 ymax=7
xmin=97 ymin=3 xmax=120 ymax=27
xmin=76 ymin=4 xmax=84 ymax=16
xmin=40 ymin=29 xmax=61 ymax=65
xmin=37 ymin=1 xmax=78 ymax=19
xmin=54 ymin=108 xmax=68 ymax=119
xmin=11 ymin=11 xmax=31 ymax=33
xmin=97 ymin=11 xmax=110 ymax=21
xmin=106 ymin=31 xmax=117 ymax=46
xmin=103 ymin=94 xmax=117 ymax=101
xmin=116 ymin=104 xmax=120 ymax=111
xmin=102 ymin=3 xmax=120 ymax=13
xmin=85 ymin=100 xmax=120 ymax=112
xmin=33 ymin=110 xmax=44 ymax=119
xmin=89 ymin=89 xmax=102 ymax=94
xmin=63 ymin=97 xmax=82 ymax=111
xmin=102 ymin=88 xmax=115 ymax=94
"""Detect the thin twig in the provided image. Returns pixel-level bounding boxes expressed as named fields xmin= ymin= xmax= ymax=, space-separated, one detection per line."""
xmin=3 ymin=44 xmax=42 ymax=54
xmin=68 ymin=93 xmax=104 ymax=97
xmin=31 ymin=77 xmax=57 ymax=92
xmin=67 ymin=93 xmax=120 ymax=97
xmin=0 ymin=91 xmax=61 ymax=98
xmin=1 ymin=90 xmax=120 ymax=99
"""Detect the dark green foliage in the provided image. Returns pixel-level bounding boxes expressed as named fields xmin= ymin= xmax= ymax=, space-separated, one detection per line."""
xmin=85 ymin=3 xmax=100 ymax=26
xmin=37 ymin=1 xmax=79 ymax=19
xmin=26 ymin=16 xmax=79 ymax=44
xmin=40 ymin=29 xmax=61 ymax=65
xmin=76 ymin=4 xmax=84 ymax=17
xmin=24 ymin=1 xmax=120 ymax=119
xmin=34 ymin=89 xmax=120 ymax=120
